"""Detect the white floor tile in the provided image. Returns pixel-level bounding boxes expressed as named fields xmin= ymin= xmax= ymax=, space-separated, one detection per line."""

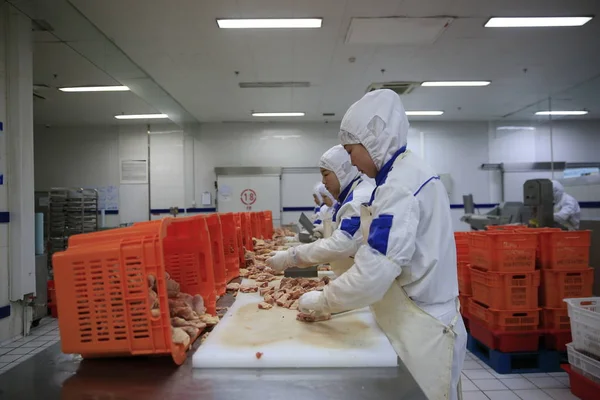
xmin=490 ymin=371 xmax=524 ymax=379
xmin=547 ymin=372 xmax=568 ymax=378
xmin=473 ymin=379 xmax=508 ymax=391
xmin=523 ymin=373 xmax=550 ymax=378
xmin=485 ymin=390 xmax=521 ymax=400
xmin=18 ymin=354 xmax=33 ymax=362
xmin=513 ymin=389 xmax=554 ymax=400
xmin=501 ymin=377 xmax=537 ymax=390
xmin=542 ymin=388 xmax=580 ymax=400
xmin=464 ymin=369 xmax=496 ymax=380
xmin=0 ymin=348 xmax=12 ymax=356
xmin=29 ymin=347 xmax=46 ymax=355
xmin=19 ymin=341 xmax=44 ymax=348
xmin=462 ymin=391 xmax=490 ymax=400
xmin=0 ymin=342 xmax=22 ymax=348
xmin=526 ymin=377 xmax=566 ymax=389
xmin=461 ymin=379 xmax=480 ymax=391
xmin=27 ymin=339 xmax=50 ymax=346
xmin=0 ymin=355 xmax=22 ymax=363
xmin=464 ymin=360 xmax=484 ymax=370
xmin=6 ymin=348 xmax=32 ymax=356
xmin=555 ymin=377 xmax=570 ymax=387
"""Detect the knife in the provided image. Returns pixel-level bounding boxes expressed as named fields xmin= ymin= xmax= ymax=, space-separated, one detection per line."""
xmin=299 ymin=213 xmax=315 ymax=235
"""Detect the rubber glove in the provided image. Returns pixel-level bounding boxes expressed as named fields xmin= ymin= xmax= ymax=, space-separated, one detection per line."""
xmin=312 ymin=225 xmax=324 ymax=238
xmin=266 ymin=250 xmax=295 ymax=273
xmin=298 ymin=291 xmax=329 ymax=315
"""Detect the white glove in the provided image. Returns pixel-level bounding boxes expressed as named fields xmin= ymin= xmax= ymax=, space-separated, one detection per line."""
xmin=285 ymin=235 xmax=299 ymax=242
xmin=266 ymin=250 xmax=295 ymax=273
xmin=298 ymin=291 xmax=328 ymax=314
xmin=312 ymin=225 xmax=324 ymax=239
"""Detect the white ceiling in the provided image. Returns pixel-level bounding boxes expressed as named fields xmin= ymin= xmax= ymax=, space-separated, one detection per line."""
xmin=34 ymin=0 xmax=600 ymax=124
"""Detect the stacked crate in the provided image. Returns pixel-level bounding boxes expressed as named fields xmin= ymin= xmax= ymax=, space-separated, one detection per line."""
xmin=454 ymin=232 xmax=472 ymax=327
xmin=468 ymin=231 xmax=542 ymax=352
xmin=538 ymin=230 xmax=593 ymax=351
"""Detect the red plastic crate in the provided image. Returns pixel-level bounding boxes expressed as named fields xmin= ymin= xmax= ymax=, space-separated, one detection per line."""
xmin=205 ymin=214 xmax=227 ymax=296
xmin=470 ymin=316 xmax=541 ymax=352
xmin=459 ymin=294 xmax=471 ymax=318
xmin=469 ymin=232 xmax=537 ymax=272
xmin=233 ymin=213 xmax=245 ymax=267
xmin=539 ymin=230 xmax=591 ymax=270
xmin=250 ymin=212 xmax=262 ymax=239
xmin=469 ymin=298 xmax=540 ymax=332
xmin=263 ymin=210 xmax=274 ymax=239
xmin=541 ymin=308 xmax=571 ymax=330
xmin=220 ymin=213 xmax=240 ymax=282
xmin=563 ymin=364 xmax=600 ymax=400
xmin=543 ymin=330 xmax=571 ymax=352
xmin=241 ymin=213 xmax=253 ymax=251
xmin=470 ymin=267 xmax=540 ymax=310
xmin=540 ymin=268 xmax=594 ymax=308
xmin=458 ymin=262 xmax=472 ymax=295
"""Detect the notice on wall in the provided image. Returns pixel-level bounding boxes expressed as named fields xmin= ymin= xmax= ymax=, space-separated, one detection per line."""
xmin=219 ymin=184 xmax=232 ymax=202
xmin=98 ymin=186 xmax=119 ymax=211
xmin=120 ymin=159 xmax=148 ymax=184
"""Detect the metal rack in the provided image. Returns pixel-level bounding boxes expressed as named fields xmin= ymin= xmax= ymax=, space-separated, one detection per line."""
xmin=47 ymin=188 xmax=99 ymax=274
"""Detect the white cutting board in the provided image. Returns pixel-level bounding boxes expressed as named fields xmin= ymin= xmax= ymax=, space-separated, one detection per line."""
xmin=192 ymin=281 xmax=397 ymax=369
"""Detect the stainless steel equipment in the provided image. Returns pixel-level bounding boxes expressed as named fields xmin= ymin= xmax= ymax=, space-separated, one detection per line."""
xmin=523 ymin=179 xmax=555 ymax=228
xmin=460 ymin=195 xmax=528 ymax=231
xmin=32 ymin=254 xmax=48 ymax=326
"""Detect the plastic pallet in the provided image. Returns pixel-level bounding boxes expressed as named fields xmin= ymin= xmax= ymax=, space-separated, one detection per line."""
xmin=467 ymin=334 xmax=566 ymax=374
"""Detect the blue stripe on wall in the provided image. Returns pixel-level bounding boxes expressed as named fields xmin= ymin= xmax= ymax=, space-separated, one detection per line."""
xmin=580 ymin=201 xmax=600 ymax=209
xmin=0 ymin=305 xmax=10 ymax=320
xmin=0 ymin=212 xmax=9 ymax=223
xmin=283 ymin=207 xmax=315 ymax=212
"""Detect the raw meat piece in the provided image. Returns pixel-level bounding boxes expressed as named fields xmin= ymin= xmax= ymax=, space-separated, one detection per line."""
xmin=151 ymin=309 xmax=161 ymax=318
xmin=284 ymin=299 xmax=295 ymax=308
xmin=198 ymin=314 xmax=220 ymax=326
xmin=245 ymin=259 xmax=255 ymax=268
xmin=175 ymin=307 xmax=197 ymax=320
xmin=240 ymin=284 xmax=258 ymax=293
xmin=192 ymin=294 xmax=206 ymax=315
xmin=321 ymin=276 xmax=331 ymax=284
xmin=289 ymin=300 xmax=299 ymax=310
xmin=258 ymin=302 xmax=273 ymax=310
xmin=166 ymin=278 xmax=180 ymax=298
xmin=199 ymin=332 xmax=210 ymax=344
xmin=177 ymin=293 xmax=194 ymax=308
xmin=171 ymin=317 xmax=189 ymax=327
xmin=248 ymin=274 xmax=260 ymax=280
xmin=181 ymin=326 xmax=200 ymax=339
xmin=168 ymin=299 xmax=189 ymax=309
xmin=263 ymin=293 xmax=274 ymax=305
xmin=239 ymin=268 xmax=250 ymax=277
xmin=255 ymin=274 xmax=276 ymax=283
xmin=148 ymin=289 xmax=159 ymax=309
xmin=256 ymin=352 xmax=263 ymax=359
xmin=147 ymin=274 xmax=156 ymax=289
xmin=276 ymin=293 xmax=290 ymax=307
xmin=226 ymin=282 xmax=240 ymax=291
xmin=288 ymin=288 xmax=305 ymax=301
xmin=259 ymin=281 xmax=269 ymax=288
xmin=274 ymin=291 xmax=286 ymax=301
xmin=259 ymin=287 xmax=272 ymax=296
xmin=296 ymin=312 xmax=331 ymax=323
xmin=172 ymin=327 xmax=191 ymax=347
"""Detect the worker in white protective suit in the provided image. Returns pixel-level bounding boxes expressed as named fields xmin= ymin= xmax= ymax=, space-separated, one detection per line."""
xmin=313 ymin=184 xmax=336 ymax=238
xmin=297 ymin=89 xmax=466 ymax=400
xmin=552 ymin=180 xmax=581 ymax=230
xmin=310 ymin=183 xmax=324 ymax=223
xmin=267 ymin=145 xmax=375 ymax=276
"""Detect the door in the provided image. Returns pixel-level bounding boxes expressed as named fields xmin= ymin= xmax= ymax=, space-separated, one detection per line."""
xmin=217 ymin=174 xmax=281 ymax=226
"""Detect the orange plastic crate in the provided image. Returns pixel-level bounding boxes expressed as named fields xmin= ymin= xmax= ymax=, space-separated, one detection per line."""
xmin=539 ymin=230 xmax=591 ymax=270
xmin=233 ymin=213 xmax=245 ymax=267
xmin=263 ymin=210 xmax=274 ymax=239
xmin=205 ymin=214 xmax=227 ymax=296
xmin=250 ymin=212 xmax=262 ymax=239
xmin=459 ymin=294 xmax=471 ymax=318
xmin=485 ymin=225 xmax=522 ymax=231
xmin=220 ymin=213 xmax=240 ymax=282
xmin=469 ymin=232 xmax=537 ymax=272
xmin=540 ymin=268 xmax=594 ymax=308
xmin=54 ymin=219 xmax=204 ymax=364
xmin=470 ymin=267 xmax=540 ymax=310
xmin=458 ymin=262 xmax=472 ymax=295
xmin=241 ymin=213 xmax=253 ymax=251
xmin=541 ymin=308 xmax=571 ymax=330
xmin=468 ymin=298 xmax=540 ymax=332
xmin=70 ymin=217 xmax=217 ymax=315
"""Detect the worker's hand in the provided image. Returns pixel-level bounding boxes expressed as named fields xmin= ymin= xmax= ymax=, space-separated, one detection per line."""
xmin=266 ymin=250 xmax=295 ymax=273
xmin=284 ymin=234 xmax=299 ymax=242
xmin=298 ymin=291 xmax=328 ymax=315
xmin=312 ymin=225 xmax=324 ymax=239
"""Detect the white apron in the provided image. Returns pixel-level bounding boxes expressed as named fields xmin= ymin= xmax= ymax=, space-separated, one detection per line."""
xmin=360 ymin=205 xmax=462 ymax=400
xmin=323 ymin=180 xmax=362 ymax=278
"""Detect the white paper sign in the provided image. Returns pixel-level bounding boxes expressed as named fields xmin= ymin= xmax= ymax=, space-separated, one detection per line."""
xmin=120 ymin=159 xmax=148 ymax=184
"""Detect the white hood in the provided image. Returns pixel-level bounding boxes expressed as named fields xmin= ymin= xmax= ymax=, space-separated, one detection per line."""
xmin=313 ymin=182 xmax=324 ymax=204
xmin=319 ymin=145 xmax=361 ymax=194
xmin=552 ymin=180 xmax=564 ymax=204
xmin=338 ymin=89 xmax=410 ymax=170
xmin=318 ymin=183 xmax=335 ymax=203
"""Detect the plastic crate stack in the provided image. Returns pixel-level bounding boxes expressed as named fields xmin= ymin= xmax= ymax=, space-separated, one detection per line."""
xmin=468 ymin=229 xmax=542 ymax=353
xmin=454 ymin=232 xmax=472 ymax=328
xmin=563 ymin=297 xmax=600 ymax=400
xmin=538 ymin=230 xmax=593 ymax=352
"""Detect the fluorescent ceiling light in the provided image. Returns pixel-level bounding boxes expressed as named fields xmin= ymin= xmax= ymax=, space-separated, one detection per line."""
xmin=59 ymin=86 xmax=130 ymax=92
xmin=421 ymin=81 xmax=491 ymax=87
xmin=252 ymin=112 xmax=305 ymax=117
xmin=405 ymin=111 xmax=444 ymax=116
xmin=485 ymin=17 xmax=592 ymax=28
xmin=115 ymin=114 xmax=169 ymax=120
xmin=535 ymin=110 xmax=588 ymax=116
xmin=497 ymin=126 xmax=536 ymax=131
xmin=217 ymin=18 xmax=322 ymax=29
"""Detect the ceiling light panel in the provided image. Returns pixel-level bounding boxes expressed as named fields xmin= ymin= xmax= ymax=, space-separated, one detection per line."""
xmin=485 ymin=17 xmax=592 ymax=28
xmin=421 ymin=81 xmax=491 ymax=87
xmin=252 ymin=112 xmax=305 ymax=117
xmin=535 ymin=111 xmax=588 ymax=116
xmin=59 ymin=86 xmax=130 ymax=92
xmin=217 ymin=19 xmax=322 ymax=29
xmin=405 ymin=111 xmax=444 ymax=116
xmin=115 ymin=114 xmax=169 ymax=119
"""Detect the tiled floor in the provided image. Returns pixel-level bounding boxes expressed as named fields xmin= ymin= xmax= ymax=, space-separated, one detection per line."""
xmin=462 ymin=351 xmax=579 ymax=400
xmin=0 ymin=321 xmax=581 ymax=399
xmin=0 ymin=318 xmax=60 ymax=375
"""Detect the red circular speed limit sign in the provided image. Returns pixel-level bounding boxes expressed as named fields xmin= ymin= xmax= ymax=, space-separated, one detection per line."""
xmin=240 ymin=189 xmax=257 ymax=205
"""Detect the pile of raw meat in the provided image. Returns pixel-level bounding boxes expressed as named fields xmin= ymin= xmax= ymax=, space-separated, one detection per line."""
xmin=257 ymin=276 xmax=330 ymax=312
xmin=239 ymin=239 xmax=287 ymax=280
xmin=147 ymin=272 xmax=219 ymax=348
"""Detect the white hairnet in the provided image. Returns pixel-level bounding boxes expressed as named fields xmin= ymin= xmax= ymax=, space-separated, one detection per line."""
xmin=313 ymin=182 xmax=323 ymax=204
xmin=319 ymin=145 xmax=360 ymax=193
xmin=319 ymin=183 xmax=335 ymax=203
xmin=551 ymin=180 xmax=564 ymax=204
xmin=339 ymin=89 xmax=410 ymax=170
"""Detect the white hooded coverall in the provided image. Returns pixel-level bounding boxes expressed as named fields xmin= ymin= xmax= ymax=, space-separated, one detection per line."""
xmin=311 ymin=89 xmax=466 ymax=399
xmin=268 ymin=145 xmax=374 ymax=270
xmin=311 ymin=183 xmax=324 ymax=223
xmin=552 ymin=180 xmax=581 ymax=230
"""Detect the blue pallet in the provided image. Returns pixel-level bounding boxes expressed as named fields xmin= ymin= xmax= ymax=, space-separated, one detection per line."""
xmin=468 ymin=334 xmax=567 ymax=374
